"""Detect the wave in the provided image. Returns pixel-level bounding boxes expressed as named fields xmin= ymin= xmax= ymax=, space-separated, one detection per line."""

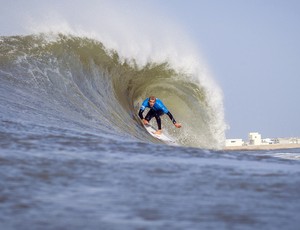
xmin=0 ymin=34 xmax=225 ymax=149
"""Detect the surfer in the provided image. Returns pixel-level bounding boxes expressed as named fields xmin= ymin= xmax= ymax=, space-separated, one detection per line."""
xmin=138 ymin=96 xmax=182 ymax=135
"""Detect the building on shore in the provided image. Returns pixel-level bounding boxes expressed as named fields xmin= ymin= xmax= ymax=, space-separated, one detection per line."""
xmin=225 ymin=139 xmax=244 ymax=147
xmin=248 ymin=132 xmax=261 ymax=145
xmin=275 ymin=137 xmax=299 ymax=144
xmin=225 ymin=132 xmax=300 ymax=147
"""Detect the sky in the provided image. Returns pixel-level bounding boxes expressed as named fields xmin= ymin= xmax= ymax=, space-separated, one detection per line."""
xmin=153 ymin=0 xmax=300 ymax=139
xmin=1 ymin=0 xmax=300 ymax=140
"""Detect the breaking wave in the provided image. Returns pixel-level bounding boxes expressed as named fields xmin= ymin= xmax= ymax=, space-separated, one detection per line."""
xmin=0 ymin=34 xmax=225 ymax=148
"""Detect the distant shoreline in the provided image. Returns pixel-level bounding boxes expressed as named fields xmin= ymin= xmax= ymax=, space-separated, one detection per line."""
xmin=224 ymin=143 xmax=300 ymax=151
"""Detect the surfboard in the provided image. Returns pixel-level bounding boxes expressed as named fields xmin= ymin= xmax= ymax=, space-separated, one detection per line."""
xmin=143 ymin=124 xmax=177 ymax=145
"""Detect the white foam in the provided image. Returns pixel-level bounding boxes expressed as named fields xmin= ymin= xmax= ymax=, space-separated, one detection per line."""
xmin=273 ymin=153 xmax=300 ymax=160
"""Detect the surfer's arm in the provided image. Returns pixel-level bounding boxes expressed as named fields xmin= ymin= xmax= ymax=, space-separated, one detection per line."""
xmin=138 ymin=100 xmax=149 ymax=120
xmin=166 ymin=111 xmax=176 ymax=124
xmin=167 ymin=112 xmax=181 ymax=128
xmin=138 ymin=109 xmax=149 ymax=125
xmin=138 ymin=109 xmax=144 ymax=119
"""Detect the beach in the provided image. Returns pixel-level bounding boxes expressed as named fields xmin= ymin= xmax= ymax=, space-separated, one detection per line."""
xmin=225 ymin=143 xmax=300 ymax=151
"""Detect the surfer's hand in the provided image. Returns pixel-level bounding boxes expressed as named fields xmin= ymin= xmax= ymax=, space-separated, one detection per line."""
xmin=174 ymin=123 xmax=182 ymax=128
xmin=143 ymin=119 xmax=149 ymax=125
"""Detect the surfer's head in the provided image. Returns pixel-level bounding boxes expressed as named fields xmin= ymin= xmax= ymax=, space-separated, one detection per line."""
xmin=148 ymin=96 xmax=156 ymax=107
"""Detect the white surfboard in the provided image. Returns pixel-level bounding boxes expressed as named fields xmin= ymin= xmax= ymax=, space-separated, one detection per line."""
xmin=144 ymin=124 xmax=177 ymax=145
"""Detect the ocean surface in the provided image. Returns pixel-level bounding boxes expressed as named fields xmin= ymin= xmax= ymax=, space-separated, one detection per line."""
xmin=1 ymin=34 xmax=300 ymax=230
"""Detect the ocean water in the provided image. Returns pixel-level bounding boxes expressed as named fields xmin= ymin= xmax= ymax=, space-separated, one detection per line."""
xmin=1 ymin=34 xmax=300 ymax=230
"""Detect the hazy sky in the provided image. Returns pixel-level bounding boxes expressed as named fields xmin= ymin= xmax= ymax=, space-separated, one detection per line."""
xmin=154 ymin=0 xmax=300 ymax=139
xmin=1 ymin=0 xmax=299 ymax=140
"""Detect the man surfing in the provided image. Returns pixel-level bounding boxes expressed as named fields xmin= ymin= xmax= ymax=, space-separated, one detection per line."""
xmin=138 ymin=96 xmax=182 ymax=135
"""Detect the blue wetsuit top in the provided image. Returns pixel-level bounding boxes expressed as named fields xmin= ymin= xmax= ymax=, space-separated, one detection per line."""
xmin=138 ymin=98 xmax=177 ymax=127
xmin=140 ymin=98 xmax=169 ymax=114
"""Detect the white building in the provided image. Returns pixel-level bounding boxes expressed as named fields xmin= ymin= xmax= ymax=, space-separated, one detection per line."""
xmin=249 ymin=132 xmax=262 ymax=145
xmin=226 ymin=139 xmax=244 ymax=147
xmin=226 ymin=131 xmax=300 ymax=147
xmin=277 ymin=138 xmax=300 ymax=144
xmin=262 ymin=138 xmax=275 ymax=145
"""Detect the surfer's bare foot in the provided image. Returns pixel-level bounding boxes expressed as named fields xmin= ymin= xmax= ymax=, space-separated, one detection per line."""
xmin=153 ymin=130 xmax=162 ymax=135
